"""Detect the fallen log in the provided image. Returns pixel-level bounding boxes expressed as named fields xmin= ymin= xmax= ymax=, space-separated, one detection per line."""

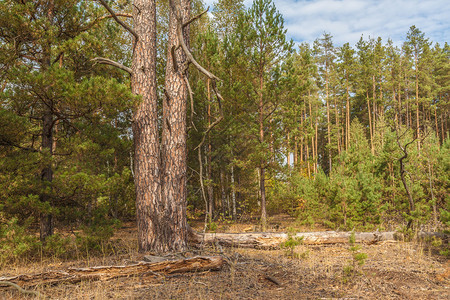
xmin=194 ymin=231 xmax=446 ymax=248
xmin=0 ymin=256 xmax=225 ymax=288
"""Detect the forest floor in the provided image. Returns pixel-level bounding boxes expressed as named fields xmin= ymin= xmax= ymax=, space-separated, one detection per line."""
xmin=1 ymin=215 xmax=449 ymax=299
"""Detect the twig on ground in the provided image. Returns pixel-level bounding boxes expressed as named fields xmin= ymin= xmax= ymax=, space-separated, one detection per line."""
xmin=0 ymin=281 xmax=46 ymax=298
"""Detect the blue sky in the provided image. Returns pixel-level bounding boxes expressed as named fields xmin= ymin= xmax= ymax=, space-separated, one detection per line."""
xmin=204 ymin=0 xmax=450 ymax=46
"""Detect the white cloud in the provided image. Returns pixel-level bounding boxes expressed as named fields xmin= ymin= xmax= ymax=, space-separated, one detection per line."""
xmin=203 ymin=0 xmax=450 ymax=46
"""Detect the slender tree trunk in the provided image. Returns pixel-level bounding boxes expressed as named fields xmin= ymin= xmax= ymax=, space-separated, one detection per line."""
xmin=132 ymin=0 xmax=161 ymax=252
xmin=397 ymin=136 xmax=416 ymax=228
xmin=434 ymin=108 xmax=439 ymax=145
xmin=398 ymin=83 xmax=402 ymax=126
xmin=314 ymin=102 xmax=318 ymax=174
xmin=367 ymin=91 xmax=374 ymax=154
xmin=206 ymin=79 xmax=214 ymax=221
xmin=258 ymin=60 xmax=267 ymax=230
xmin=326 ymin=72 xmax=331 ymax=171
xmin=372 ymin=75 xmax=377 ymax=131
xmin=220 ymin=170 xmax=226 ymax=217
xmin=206 ymin=146 xmax=214 ymax=221
xmin=380 ymin=85 xmax=384 ymax=148
xmin=198 ymin=147 xmax=209 ymax=227
xmin=260 ymin=166 xmax=266 ymax=230
xmin=308 ymin=93 xmax=314 ymax=171
xmin=40 ymin=1 xmax=55 ymax=242
xmin=393 ymin=89 xmax=398 ymax=125
xmin=345 ymin=77 xmax=350 ymax=151
xmin=334 ymin=94 xmax=340 ymax=155
xmin=294 ymin=137 xmax=298 ymax=167
xmin=286 ymin=132 xmax=291 ymax=167
xmin=231 ymin=164 xmax=236 ymax=221
xmin=300 ymin=113 xmax=304 ymax=163
xmin=306 ymin=142 xmax=310 ymax=178
xmin=427 ymin=160 xmax=437 ymax=227
xmin=415 ymin=53 xmax=421 ymax=152
xmin=40 ymin=106 xmax=54 ymax=241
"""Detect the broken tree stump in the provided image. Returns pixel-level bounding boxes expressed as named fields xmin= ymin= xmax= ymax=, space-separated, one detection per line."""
xmin=0 ymin=256 xmax=225 ymax=288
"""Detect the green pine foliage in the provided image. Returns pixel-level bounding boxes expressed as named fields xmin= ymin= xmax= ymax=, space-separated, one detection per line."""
xmin=0 ymin=0 xmax=448 ymax=262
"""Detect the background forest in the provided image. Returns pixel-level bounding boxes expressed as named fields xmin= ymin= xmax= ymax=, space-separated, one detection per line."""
xmin=0 ymin=0 xmax=448 ymax=262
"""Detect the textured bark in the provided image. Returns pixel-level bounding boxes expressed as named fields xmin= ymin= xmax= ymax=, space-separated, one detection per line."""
xmin=131 ymin=0 xmax=160 ymax=252
xmin=0 ymin=257 xmax=225 ymax=288
xmin=159 ymin=0 xmax=191 ymax=252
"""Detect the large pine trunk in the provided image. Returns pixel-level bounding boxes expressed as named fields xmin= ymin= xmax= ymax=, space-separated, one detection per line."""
xmin=159 ymin=0 xmax=191 ymax=252
xmin=131 ymin=0 xmax=161 ymax=252
xmin=132 ymin=0 xmax=191 ymax=253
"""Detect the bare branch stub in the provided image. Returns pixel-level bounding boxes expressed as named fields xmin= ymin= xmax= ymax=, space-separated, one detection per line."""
xmin=91 ymin=57 xmax=132 ymax=75
xmin=97 ymin=0 xmax=139 ymax=41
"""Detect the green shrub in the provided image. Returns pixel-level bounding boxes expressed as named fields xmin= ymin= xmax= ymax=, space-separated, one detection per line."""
xmin=0 ymin=216 xmax=40 ymax=266
xmin=343 ymin=232 xmax=368 ymax=281
xmin=280 ymin=233 xmax=304 ymax=258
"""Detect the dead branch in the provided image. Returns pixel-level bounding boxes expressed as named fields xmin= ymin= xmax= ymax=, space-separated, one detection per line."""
xmin=169 ymin=0 xmax=220 ymax=84
xmin=91 ymin=57 xmax=132 ymax=75
xmin=264 ymin=275 xmax=281 ymax=286
xmin=97 ymin=0 xmax=138 ymax=41
xmin=0 ymin=256 xmax=225 ymax=288
xmin=395 ymin=128 xmax=418 ymax=221
xmin=184 ymin=76 xmax=197 ymax=132
xmin=183 ymin=7 xmax=209 ymax=29
xmin=198 ymin=146 xmax=209 ymax=230
xmin=98 ymin=13 xmax=133 ymax=21
xmin=0 ymin=281 xmax=46 ymax=298
xmin=194 ymin=115 xmax=223 ymax=151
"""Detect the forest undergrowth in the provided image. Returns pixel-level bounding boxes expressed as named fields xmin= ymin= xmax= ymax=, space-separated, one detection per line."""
xmin=1 ymin=217 xmax=448 ymax=299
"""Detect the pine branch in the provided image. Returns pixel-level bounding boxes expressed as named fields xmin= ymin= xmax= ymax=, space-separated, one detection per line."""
xmin=183 ymin=7 xmax=209 ymax=29
xmin=97 ymin=0 xmax=138 ymax=41
xmin=91 ymin=57 xmax=132 ymax=75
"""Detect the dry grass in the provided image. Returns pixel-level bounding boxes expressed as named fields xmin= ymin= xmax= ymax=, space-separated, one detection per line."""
xmin=1 ymin=219 xmax=449 ymax=299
